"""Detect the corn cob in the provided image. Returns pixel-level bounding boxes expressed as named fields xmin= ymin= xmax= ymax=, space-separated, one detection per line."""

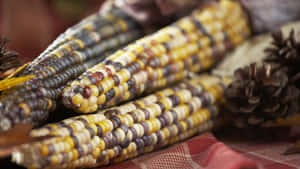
xmin=0 ymin=8 xmax=143 ymax=131
xmin=12 ymin=74 xmax=230 ymax=169
xmin=62 ymin=0 xmax=251 ymax=114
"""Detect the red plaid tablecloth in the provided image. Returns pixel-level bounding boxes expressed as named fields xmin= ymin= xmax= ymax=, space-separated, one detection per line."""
xmin=100 ymin=132 xmax=300 ymax=169
xmin=226 ymin=141 xmax=300 ymax=169
xmin=101 ymin=133 xmax=258 ymax=169
xmin=222 ymin=127 xmax=300 ymax=169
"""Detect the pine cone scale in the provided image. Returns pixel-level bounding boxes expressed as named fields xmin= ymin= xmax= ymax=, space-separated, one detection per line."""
xmin=225 ymin=63 xmax=300 ymax=128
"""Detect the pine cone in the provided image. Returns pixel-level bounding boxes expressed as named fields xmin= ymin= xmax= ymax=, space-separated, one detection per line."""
xmin=0 ymin=37 xmax=21 ymax=79
xmin=225 ymin=63 xmax=300 ymax=128
xmin=265 ymin=29 xmax=300 ymax=85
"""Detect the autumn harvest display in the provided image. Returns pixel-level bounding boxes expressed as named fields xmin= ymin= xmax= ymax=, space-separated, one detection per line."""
xmin=0 ymin=0 xmax=300 ymax=169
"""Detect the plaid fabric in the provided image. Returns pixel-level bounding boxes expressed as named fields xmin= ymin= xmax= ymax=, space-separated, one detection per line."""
xmin=226 ymin=141 xmax=300 ymax=169
xmin=100 ymin=133 xmax=258 ymax=169
xmin=223 ymin=127 xmax=300 ymax=169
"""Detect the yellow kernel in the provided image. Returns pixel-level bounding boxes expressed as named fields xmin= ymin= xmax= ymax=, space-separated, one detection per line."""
xmin=74 ymin=39 xmax=84 ymax=48
xmin=83 ymin=23 xmax=94 ymax=30
xmin=136 ymin=60 xmax=145 ymax=69
xmin=123 ymin=92 xmax=130 ymax=100
xmin=88 ymin=96 xmax=98 ymax=106
xmin=119 ymin=70 xmax=131 ymax=82
xmin=175 ymin=93 xmax=185 ymax=104
xmin=207 ymin=87 xmax=221 ymax=102
xmin=64 ymin=142 xmax=71 ymax=152
xmin=135 ymin=101 xmax=145 ymax=108
xmin=202 ymin=109 xmax=211 ymax=119
xmin=88 ymin=124 xmax=98 ymax=134
xmin=90 ymin=85 xmax=99 ymax=96
xmin=50 ymin=155 xmax=59 ymax=165
xmin=64 ymin=137 xmax=74 ymax=148
xmin=18 ymin=103 xmax=30 ymax=116
xmin=155 ymin=33 xmax=171 ymax=43
xmin=79 ymin=99 xmax=89 ymax=113
xmin=122 ymin=149 xmax=128 ymax=156
xmin=146 ymin=121 xmax=153 ymax=134
xmin=113 ymin=87 xmax=120 ymax=98
xmin=47 ymin=99 xmax=53 ymax=111
xmin=124 ymin=114 xmax=134 ymax=126
xmin=72 ymin=94 xmax=83 ymax=105
xmin=200 ymin=37 xmax=210 ymax=47
xmin=117 ymin=19 xmax=128 ymax=31
xmin=92 ymin=147 xmax=100 ymax=158
xmin=178 ymin=19 xmax=195 ymax=32
xmin=81 ymin=79 xmax=91 ymax=86
xmin=99 ymin=139 xmax=105 ymax=150
xmin=101 ymin=78 xmax=114 ymax=93
xmin=40 ymin=145 xmax=49 ymax=156
xmin=116 ymin=114 xmax=125 ymax=124
xmin=152 ymin=120 xmax=159 ymax=132
xmin=131 ymin=44 xmax=144 ymax=54
xmin=48 ymin=124 xmax=58 ymax=130
xmin=97 ymin=94 xmax=106 ymax=105
xmin=72 ymin=149 xmax=79 ymax=160
xmin=107 ymin=149 xmax=114 ymax=159
xmin=180 ymin=121 xmax=188 ymax=131
xmin=89 ymin=104 xmax=98 ymax=113
xmin=160 ymin=99 xmax=170 ymax=110
xmin=46 ymin=66 xmax=56 ymax=74
xmin=87 ymin=116 xmax=95 ymax=123
xmin=163 ymin=128 xmax=170 ymax=138
xmin=103 ymin=120 xmax=112 ymax=131
xmin=53 ymin=51 xmax=62 ymax=58
xmin=117 ymin=128 xmax=125 ymax=142
xmin=97 ymin=122 xmax=106 ymax=133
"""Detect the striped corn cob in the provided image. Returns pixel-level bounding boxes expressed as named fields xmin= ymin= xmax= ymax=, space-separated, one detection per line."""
xmin=12 ymin=74 xmax=231 ymax=169
xmin=62 ymin=0 xmax=251 ymax=114
xmin=0 ymin=8 xmax=143 ymax=131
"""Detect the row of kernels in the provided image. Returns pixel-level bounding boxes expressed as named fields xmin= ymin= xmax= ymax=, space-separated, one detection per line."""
xmin=36 ymin=12 xmax=103 ymax=59
xmin=34 ymin=31 xmax=138 ymax=87
xmin=69 ymin=0 xmax=230 ymax=82
xmin=31 ymin=114 xmax=106 ymax=138
xmin=31 ymin=8 xmax=136 ymax=73
xmin=14 ymin=30 xmax=141 ymax=117
xmin=14 ymin=95 xmax=220 ymax=168
xmin=63 ymin=21 xmax=246 ymax=112
xmin=115 ymin=100 xmax=211 ymax=138
xmin=111 ymin=118 xmax=214 ymax=165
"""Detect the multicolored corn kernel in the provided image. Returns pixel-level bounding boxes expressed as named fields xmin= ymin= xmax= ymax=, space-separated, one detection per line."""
xmin=0 ymin=8 xmax=143 ymax=131
xmin=12 ymin=74 xmax=229 ymax=169
xmin=63 ymin=0 xmax=250 ymax=113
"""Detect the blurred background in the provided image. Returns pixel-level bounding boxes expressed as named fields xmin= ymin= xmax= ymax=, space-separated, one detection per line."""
xmin=0 ymin=0 xmax=104 ymax=63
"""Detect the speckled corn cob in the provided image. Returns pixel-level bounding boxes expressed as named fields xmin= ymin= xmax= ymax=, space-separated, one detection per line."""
xmin=0 ymin=8 xmax=143 ymax=131
xmin=110 ymin=119 xmax=215 ymax=165
xmin=62 ymin=0 xmax=250 ymax=113
xmin=12 ymin=74 xmax=230 ymax=169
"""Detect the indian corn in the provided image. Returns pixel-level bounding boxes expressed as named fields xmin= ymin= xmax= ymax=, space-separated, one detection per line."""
xmin=0 ymin=8 xmax=143 ymax=131
xmin=62 ymin=0 xmax=251 ymax=114
xmin=12 ymin=74 xmax=231 ymax=169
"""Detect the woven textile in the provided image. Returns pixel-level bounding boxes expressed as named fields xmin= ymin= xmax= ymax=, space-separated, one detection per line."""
xmin=223 ymin=127 xmax=300 ymax=169
xmin=100 ymin=133 xmax=258 ymax=169
xmin=227 ymin=141 xmax=299 ymax=169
